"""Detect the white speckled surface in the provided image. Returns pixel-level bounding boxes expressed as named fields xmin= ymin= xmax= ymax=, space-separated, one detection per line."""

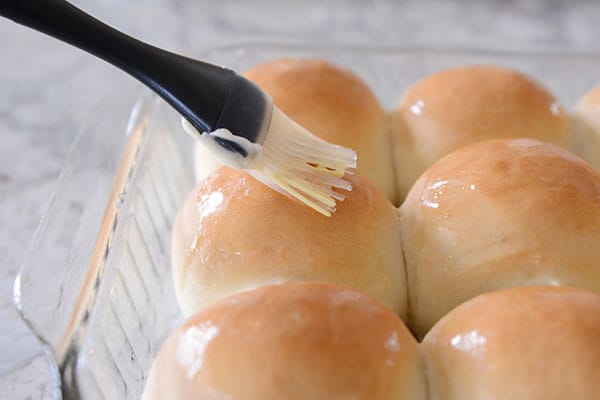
xmin=1 ymin=1 xmax=600 ymax=398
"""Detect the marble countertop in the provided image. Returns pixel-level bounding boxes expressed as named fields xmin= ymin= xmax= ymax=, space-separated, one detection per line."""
xmin=1 ymin=1 xmax=600 ymax=398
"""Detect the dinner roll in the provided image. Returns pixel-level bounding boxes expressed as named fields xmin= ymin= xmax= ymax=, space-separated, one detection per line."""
xmin=400 ymin=138 xmax=600 ymax=338
xmin=422 ymin=286 xmax=600 ymax=399
xmin=242 ymin=58 xmax=397 ymax=203
xmin=142 ymin=283 xmax=426 ymax=400
xmin=172 ymin=166 xmax=406 ymax=318
xmin=392 ymin=65 xmax=569 ymax=200
xmin=570 ymin=84 xmax=600 ymax=170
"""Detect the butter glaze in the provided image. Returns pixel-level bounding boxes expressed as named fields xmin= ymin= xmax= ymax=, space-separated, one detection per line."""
xmin=449 ymin=330 xmax=487 ymax=360
xmin=176 ymin=321 xmax=220 ymax=380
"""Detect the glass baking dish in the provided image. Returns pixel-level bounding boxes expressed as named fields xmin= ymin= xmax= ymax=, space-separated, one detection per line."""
xmin=14 ymin=43 xmax=600 ymax=400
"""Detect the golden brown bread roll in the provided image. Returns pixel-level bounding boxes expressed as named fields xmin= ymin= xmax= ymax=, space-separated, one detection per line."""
xmin=142 ymin=282 xmax=426 ymax=400
xmin=399 ymin=138 xmax=600 ymax=338
xmin=392 ymin=65 xmax=569 ymax=200
xmin=172 ymin=166 xmax=406 ymax=318
xmin=242 ymin=58 xmax=398 ymax=203
xmin=570 ymin=84 xmax=600 ymax=170
xmin=422 ymin=286 xmax=600 ymax=399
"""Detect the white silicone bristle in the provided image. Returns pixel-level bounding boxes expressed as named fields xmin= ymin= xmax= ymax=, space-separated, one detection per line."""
xmin=251 ymin=107 xmax=357 ymax=217
xmin=184 ymin=109 xmax=357 ymax=217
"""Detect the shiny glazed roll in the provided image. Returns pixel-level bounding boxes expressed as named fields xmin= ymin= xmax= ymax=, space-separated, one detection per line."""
xmin=142 ymin=283 xmax=426 ymax=400
xmin=422 ymin=286 xmax=600 ymax=399
xmin=400 ymin=138 xmax=600 ymax=338
xmin=195 ymin=58 xmax=398 ymax=204
xmin=392 ymin=65 xmax=569 ymax=199
xmin=172 ymin=166 xmax=406 ymax=318
xmin=570 ymin=84 xmax=600 ymax=170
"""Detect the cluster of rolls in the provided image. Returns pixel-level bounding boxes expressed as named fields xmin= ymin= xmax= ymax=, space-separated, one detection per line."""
xmin=143 ymin=59 xmax=600 ymax=399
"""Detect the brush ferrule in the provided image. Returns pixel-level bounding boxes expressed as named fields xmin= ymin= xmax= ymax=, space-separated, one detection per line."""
xmin=215 ymin=74 xmax=272 ymax=145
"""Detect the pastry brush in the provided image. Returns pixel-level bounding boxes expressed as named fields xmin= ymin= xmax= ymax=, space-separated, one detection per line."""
xmin=0 ymin=0 xmax=357 ymax=216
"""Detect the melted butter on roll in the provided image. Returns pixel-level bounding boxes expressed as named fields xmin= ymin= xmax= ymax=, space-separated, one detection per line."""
xmin=172 ymin=167 xmax=406 ymax=319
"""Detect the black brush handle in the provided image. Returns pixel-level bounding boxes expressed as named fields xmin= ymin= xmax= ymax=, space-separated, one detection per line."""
xmin=0 ymin=0 xmax=235 ymax=132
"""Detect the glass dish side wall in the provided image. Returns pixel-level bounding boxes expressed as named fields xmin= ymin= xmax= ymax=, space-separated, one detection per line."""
xmin=15 ymin=92 xmax=195 ymax=399
xmin=73 ymin=98 xmax=190 ymax=399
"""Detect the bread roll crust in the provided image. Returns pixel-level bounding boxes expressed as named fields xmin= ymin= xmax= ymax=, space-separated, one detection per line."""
xmin=172 ymin=167 xmax=406 ymax=318
xmin=400 ymin=138 xmax=600 ymax=338
xmin=422 ymin=286 xmax=600 ymax=400
xmin=392 ymin=65 xmax=569 ymax=199
xmin=244 ymin=58 xmax=398 ymax=203
xmin=143 ymin=283 xmax=425 ymax=400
